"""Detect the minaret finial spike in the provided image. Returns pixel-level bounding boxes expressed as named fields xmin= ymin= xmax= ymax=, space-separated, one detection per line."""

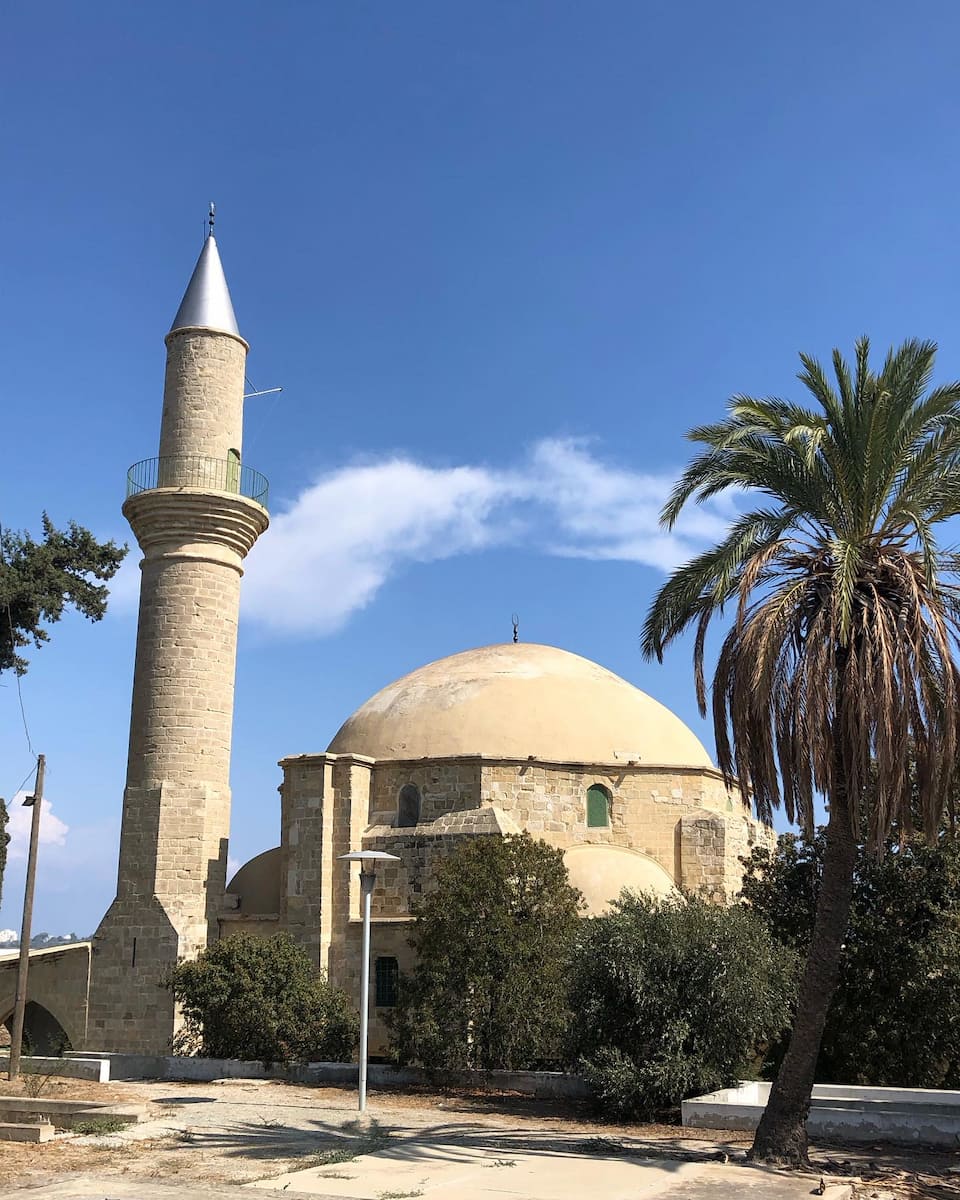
xmin=171 ymin=210 xmax=239 ymax=335
xmin=512 ymin=613 xmax=520 ymax=644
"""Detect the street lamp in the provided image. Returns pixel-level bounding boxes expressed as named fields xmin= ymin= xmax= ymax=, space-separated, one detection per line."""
xmin=338 ymin=849 xmax=400 ymax=1113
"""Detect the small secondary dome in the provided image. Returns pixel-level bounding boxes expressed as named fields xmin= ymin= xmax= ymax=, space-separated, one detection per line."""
xmin=327 ymin=643 xmax=714 ymax=767
xmin=169 ymin=234 xmax=240 ymax=336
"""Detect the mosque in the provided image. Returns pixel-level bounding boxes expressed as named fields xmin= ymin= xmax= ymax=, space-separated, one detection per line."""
xmin=0 ymin=222 xmax=773 ymax=1057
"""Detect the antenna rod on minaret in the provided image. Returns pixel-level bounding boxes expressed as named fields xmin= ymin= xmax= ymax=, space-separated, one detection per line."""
xmin=208 ymin=202 xmax=216 ymax=237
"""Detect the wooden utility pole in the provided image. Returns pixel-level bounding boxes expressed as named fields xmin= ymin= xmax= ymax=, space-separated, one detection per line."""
xmin=8 ymin=753 xmax=45 ymax=1081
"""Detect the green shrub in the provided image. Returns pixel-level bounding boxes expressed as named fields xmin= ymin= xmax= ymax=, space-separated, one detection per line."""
xmin=568 ymin=892 xmax=796 ymax=1120
xmin=388 ymin=833 xmax=583 ymax=1074
xmin=73 ymin=1117 xmax=128 ymax=1135
xmin=741 ymin=831 xmax=960 ymax=1087
xmin=167 ymin=932 xmax=358 ymax=1064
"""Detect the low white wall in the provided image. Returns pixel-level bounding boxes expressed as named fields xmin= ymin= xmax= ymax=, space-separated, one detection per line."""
xmin=71 ymin=1052 xmax=590 ymax=1099
xmin=0 ymin=1054 xmax=109 ymax=1083
xmin=683 ymin=1081 xmax=960 ymax=1148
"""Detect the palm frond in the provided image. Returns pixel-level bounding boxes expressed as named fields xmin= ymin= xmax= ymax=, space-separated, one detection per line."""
xmin=644 ymin=337 xmax=960 ymax=850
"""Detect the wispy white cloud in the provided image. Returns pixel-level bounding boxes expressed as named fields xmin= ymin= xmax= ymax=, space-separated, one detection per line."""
xmin=242 ymin=437 xmax=732 ymax=636
xmin=244 ymin=458 xmax=506 ymax=635
xmin=109 ymin=437 xmax=733 ymax=638
xmin=516 ymin=438 xmax=732 ymax=567
xmin=0 ymin=803 xmax=119 ymax=936
xmin=7 ymin=795 xmax=69 ymax=861
xmin=106 ymin=552 xmax=141 ymax=612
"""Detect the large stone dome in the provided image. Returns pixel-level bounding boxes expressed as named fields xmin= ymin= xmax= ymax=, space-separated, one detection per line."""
xmin=327 ymin=643 xmax=714 ymax=767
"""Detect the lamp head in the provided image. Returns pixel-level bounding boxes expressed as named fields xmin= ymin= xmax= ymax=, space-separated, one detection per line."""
xmin=338 ymin=849 xmax=400 ymax=875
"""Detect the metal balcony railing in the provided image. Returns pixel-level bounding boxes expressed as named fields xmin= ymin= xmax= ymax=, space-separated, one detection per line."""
xmin=126 ymin=455 xmax=270 ymax=510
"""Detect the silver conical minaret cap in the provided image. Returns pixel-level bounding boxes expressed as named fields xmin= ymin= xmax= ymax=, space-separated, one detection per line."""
xmin=169 ymin=234 xmax=240 ymax=336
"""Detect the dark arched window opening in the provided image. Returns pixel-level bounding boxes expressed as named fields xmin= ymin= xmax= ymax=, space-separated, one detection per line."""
xmin=398 ymin=784 xmax=420 ymax=828
xmin=375 ymin=956 xmax=399 ymax=1007
xmin=586 ymin=784 xmax=611 ymax=828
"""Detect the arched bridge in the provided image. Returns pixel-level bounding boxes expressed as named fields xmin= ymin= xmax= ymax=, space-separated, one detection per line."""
xmin=0 ymin=942 xmax=91 ymax=1055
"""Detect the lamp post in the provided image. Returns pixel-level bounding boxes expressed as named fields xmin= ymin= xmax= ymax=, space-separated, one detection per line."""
xmin=338 ymin=849 xmax=400 ymax=1113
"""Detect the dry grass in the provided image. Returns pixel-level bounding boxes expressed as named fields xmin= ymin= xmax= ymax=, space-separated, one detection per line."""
xmin=850 ymin=1179 xmax=960 ymax=1200
xmin=0 ymin=1075 xmax=135 ymax=1104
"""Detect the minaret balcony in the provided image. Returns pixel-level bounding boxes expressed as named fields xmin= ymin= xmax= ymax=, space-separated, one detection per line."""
xmin=126 ymin=455 xmax=269 ymax=511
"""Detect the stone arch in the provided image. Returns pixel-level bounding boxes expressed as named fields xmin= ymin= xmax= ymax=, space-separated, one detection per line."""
xmin=1 ymin=1000 xmax=73 ymax=1056
xmin=0 ymin=943 xmax=91 ymax=1053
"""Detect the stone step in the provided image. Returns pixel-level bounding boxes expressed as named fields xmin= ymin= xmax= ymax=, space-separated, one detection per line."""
xmin=0 ymin=1120 xmax=54 ymax=1142
xmin=0 ymin=1097 xmax=142 ymax=1129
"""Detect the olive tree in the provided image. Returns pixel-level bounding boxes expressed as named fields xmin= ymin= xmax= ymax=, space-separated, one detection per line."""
xmin=388 ymin=833 xmax=583 ymax=1073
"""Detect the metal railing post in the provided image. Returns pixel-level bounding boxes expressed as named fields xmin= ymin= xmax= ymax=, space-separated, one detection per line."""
xmin=125 ymin=456 xmax=269 ymax=509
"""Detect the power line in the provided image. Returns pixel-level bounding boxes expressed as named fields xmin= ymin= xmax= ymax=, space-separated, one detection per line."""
xmin=0 ymin=517 xmax=36 ymax=759
xmin=12 ymin=670 xmax=33 ymax=759
xmin=4 ymin=761 xmax=38 ymax=809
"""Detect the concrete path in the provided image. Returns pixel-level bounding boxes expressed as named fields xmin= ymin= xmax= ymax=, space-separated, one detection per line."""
xmin=248 ymin=1139 xmax=847 ymax=1199
xmin=0 ymin=1080 xmax=856 ymax=1200
xmin=0 ymin=1164 xmax=850 ymax=1200
xmin=0 ymin=1181 xmax=330 ymax=1200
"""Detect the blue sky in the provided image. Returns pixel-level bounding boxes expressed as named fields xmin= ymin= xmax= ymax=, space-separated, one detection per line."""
xmin=2 ymin=0 xmax=959 ymax=935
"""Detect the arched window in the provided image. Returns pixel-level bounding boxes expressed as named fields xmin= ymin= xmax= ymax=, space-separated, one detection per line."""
xmin=398 ymin=783 xmax=421 ymax=828
xmin=586 ymin=784 xmax=611 ymax=828
xmin=375 ymin=956 xmax=399 ymax=1007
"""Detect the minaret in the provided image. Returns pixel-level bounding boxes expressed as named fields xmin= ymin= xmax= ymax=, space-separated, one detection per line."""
xmin=87 ymin=215 xmax=269 ymax=1052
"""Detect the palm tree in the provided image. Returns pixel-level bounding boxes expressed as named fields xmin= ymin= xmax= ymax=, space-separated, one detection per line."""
xmin=642 ymin=338 xmax=960 ymax=1165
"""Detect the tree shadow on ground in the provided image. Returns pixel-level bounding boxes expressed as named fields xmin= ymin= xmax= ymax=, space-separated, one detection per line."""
xmin=172 ymin=1115 xmax=742 ymax=1170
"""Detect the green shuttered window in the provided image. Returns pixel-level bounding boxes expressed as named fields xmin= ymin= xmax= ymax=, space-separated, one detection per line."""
xmin=586 ymin=784 xmax=611 ymax=828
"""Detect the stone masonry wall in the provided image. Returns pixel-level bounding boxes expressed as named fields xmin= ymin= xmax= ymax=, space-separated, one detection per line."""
xmin=87 ymin=320 xmax=267 ymax=1055
xmin=89 ymin=539 xmax=247 ymax=1051
xmin=480 ymin=759 xmax=772 ymax=897
xmin=326 ymin=757 xmax=372 ymax=985
xmin=274 ymin=752 xmax=775 ymax=1055
xmin=217 ymin=915 xmax=280 ymax=940
xmin=125 ymin=554 xmax=241 ymax=789
xmin=0 ymin=944 xmax=92 ymax=1053
xmin=279 ymin=754 xmax=374 ymax=982
xmin=353 ymin=757 xmax=771 ymax=920
xmin=369 ymin=760 xmax=482 ymax=825
xmin=337 ymin=920 xmax=413 ymax=1056
xmin=279 ymin=756 xmax=332 ymax=969
xmin=159 ymin=328 xmax=247 ymax=465
xmin=679 ymin=811 xmax=728 ymax=900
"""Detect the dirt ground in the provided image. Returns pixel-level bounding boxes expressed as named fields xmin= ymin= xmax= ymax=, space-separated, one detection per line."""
xmin=0 ymin=1074 xmax=140 ymax=1104
xmin=1 ymin=1077 xmax=958 ymax=1198
xmin=850 ymin=1181 xmax=960 ymax=1200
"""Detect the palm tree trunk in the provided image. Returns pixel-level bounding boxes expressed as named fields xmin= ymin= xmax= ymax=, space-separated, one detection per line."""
xmin=749 ymin=756 xmax=858 ymax=1166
